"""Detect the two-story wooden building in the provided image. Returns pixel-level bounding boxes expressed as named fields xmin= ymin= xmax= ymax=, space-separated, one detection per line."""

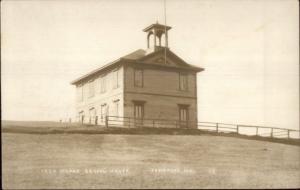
xmin=71 ymin=23 xmax=204 ymax=128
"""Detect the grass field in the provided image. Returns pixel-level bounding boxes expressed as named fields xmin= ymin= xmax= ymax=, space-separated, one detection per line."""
xmin=2 ymin=128 xmax=300 ymax=189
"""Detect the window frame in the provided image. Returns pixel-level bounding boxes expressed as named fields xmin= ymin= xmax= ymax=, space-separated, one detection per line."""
xmin=133 ymin=100 xmax=145 ymax=119
xmin=113 ymin=69 xmax=120 ymax=89
xmin=79 ymin=110 xmax=85 ymax=123
xmin=88 ymin=79 xmax=95 ymax=98
xmin=113 ymin=99 xmax=120 ymax=117
xmin=179 ymin=72 xmax=188 ymax=91
xmin=100 ymin=103 xmax=107 ymax=122
xmin=99 ymin=75 xmax=107 ymax=93
xmin=89 ymin=107 xmax=96 ymax=124
xmin=134 ymin=68 xmax=144 ymax=88
xmin=178 ymin=104 xmax=189 ymax=124
xmin=77 ymin=84 xmax=83 ymax=102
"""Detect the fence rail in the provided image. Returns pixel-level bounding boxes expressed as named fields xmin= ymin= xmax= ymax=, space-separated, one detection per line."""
xmin=102 ymin=116 xmax=300 ymax=139
xmin=61 ymin=115 xmax=299 ymax=139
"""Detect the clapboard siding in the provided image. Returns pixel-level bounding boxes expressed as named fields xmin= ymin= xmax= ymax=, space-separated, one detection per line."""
xmin=123 ymin=64 xmax=198 ymax=126
xmin=124 ymin=93 xmax=197 ymax=128
xmin=124 ymin=65 xmax=197 ymax=98
xmin=75 ymin=66 xmax=124 ymax=123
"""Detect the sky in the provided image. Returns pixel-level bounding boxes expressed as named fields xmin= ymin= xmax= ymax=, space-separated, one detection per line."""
xmin=1 ymin=0 xmax=299 ymax=130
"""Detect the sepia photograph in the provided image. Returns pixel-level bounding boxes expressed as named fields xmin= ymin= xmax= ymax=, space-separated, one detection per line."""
xmin=1 ymin=0 xmax=299 ymax=189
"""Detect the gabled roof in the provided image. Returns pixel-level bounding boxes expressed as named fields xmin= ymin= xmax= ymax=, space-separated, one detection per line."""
xmin=70 ymin=48 xmax=204 ymax=85
xmin=137 ymin=48 xmax=202 ymax=70
xmin=122 ymin=49 xmax=146 ymax=60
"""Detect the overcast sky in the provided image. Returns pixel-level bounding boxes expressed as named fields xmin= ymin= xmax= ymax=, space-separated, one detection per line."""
xmin=1 ymin=0 xmax=299 ymax=130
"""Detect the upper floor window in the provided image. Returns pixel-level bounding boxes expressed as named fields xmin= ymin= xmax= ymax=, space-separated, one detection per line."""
xmin=88 ymin=80 xmax=95 ymax=98
xmin=179 ymin=73 xmax=188 ymax=91
xmin=77 ymin=85 xmax=83 ymax=102
xmin=113 ymin=69 xmax=120 ymax=89
xmin=134 ymin=69 xmax=143 ymax=87
xmin=99 ymin=75 xmax=106 ymax=93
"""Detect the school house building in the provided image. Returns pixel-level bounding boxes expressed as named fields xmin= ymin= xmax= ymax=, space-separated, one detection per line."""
xmin=71 ymin=23 xmax=204 ymax=128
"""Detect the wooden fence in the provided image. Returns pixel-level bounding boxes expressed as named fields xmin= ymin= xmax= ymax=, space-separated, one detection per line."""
xmin=105 ymin=116 xmax=300 ymax=139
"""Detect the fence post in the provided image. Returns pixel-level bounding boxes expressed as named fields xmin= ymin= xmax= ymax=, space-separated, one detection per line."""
xmin=256 ymin=127 xmax=258 ymax=136
xmin=216 ymin=123 xmax=219 ymax=133
xmin=237 ymin=125 xmax=239 ymax=134
xmin=105 ymin=116 xmax=108 ymax=128
xmin=128 ymin=118 xmax=130 ymax=128
xmin=271 ymin=128 xmax=273 ymax=138
xmin=287 ymin=129 xmax=290 ymax=139
xmin=153 ymin=120 xmax=155 ymax=128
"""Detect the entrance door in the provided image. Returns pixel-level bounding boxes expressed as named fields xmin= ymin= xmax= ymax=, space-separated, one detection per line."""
xmin=179 ymin=105 xmax=189 ymax=128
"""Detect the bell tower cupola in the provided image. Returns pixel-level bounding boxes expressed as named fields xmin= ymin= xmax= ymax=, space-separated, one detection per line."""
xmin=143 ymin=21 xmax=172 ymax=52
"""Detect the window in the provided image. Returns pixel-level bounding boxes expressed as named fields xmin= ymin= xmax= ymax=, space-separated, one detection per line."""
xmin=178 ymin=105 xmax=189 ymax=127
xmin=79 ymin=111 xmax=84 ymax=123
xmin=133 ymin=101 xmax=145 ymax=127
xmin=113 ymin=100 xmax=120 ymax=116
xmin=113 ymin=69 xmax=120 ymax=89
xmin=179 ymin=73 xmax=188 ymax=91
xmin=179 ymin=107 xmax=188 ymax=121
xmin=77 ymin=85 xmax=83 ymax=102
xmin=100 ymin=104 xmax=107 ymax=123
xmin=88 ymin=80 xmax=95 ymax=98
xmin=99 ymin=76 xmax=106 ymax=93
xmin=89 ymin=107 xmax=96 ymax=124
xmin=134 ymin=69 xmax=143 ymax=87
xmin=133 ymin=101 xmax=145 ymax=119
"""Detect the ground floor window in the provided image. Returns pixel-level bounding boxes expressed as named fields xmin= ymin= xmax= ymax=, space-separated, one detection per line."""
xmin=79 ymin=111 xmax=84 ymax=123
xmin=100 ymin=104 xmax=107 ymax=123
xmin=178 ymin=104 xmax=189 ymax=127
xmin=133 ymin=102 xmax=144 ymax=119
xmin=133 ymin=101 xmax=145 ymax=127
xmin=89 ymin=107 xmax=97 ymax=125
xmin=113 ymin=99 xmax=120 ymax=117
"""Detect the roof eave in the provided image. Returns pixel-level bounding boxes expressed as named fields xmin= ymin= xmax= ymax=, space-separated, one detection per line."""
xmin=196 ymin=67 xmax=205 ymax=72
xmin=128 ymin=60 xmax=204 ymax=72
xmin=136 ymin=48 xmax=204 ymax=72
xmin=143 ymin=24 xmax=172 ymax=32
xmin=70 ymin=58 xmax=124 ymax=85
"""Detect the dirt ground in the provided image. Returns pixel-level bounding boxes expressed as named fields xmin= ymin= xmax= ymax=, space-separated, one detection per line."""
xmin=2 ymin=132 xmax=300 ymax=189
